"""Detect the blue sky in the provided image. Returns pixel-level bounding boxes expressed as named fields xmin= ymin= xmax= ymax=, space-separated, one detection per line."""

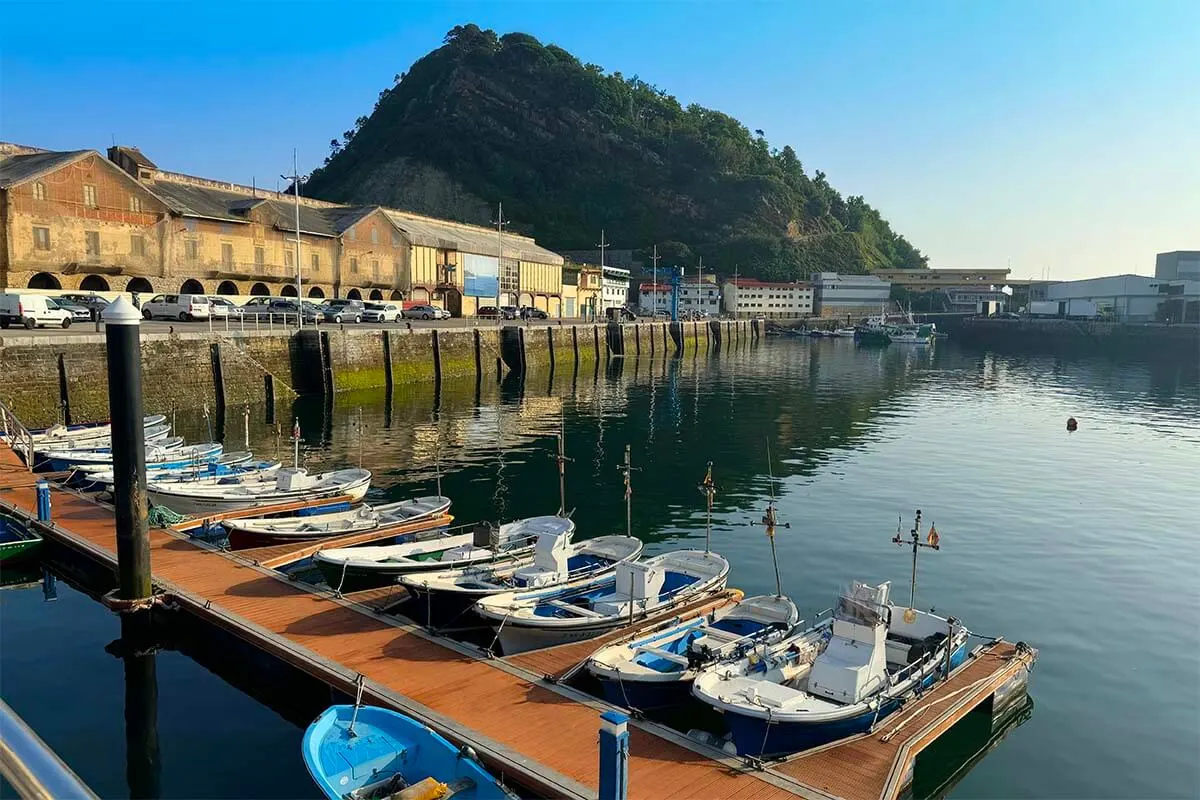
xmin=2 ymin=0 xmax=1196 ymax=279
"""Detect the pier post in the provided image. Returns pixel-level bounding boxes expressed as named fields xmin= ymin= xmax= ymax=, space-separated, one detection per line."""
xmin=599 ymin=710 xmax=629 ymax=800
xmin=56 ymin=354 xmax=71 ymax=426
xmin=102 ymin=298 xmax=152 ymax=603
xmin=35 ymin=480 xmax=50 ymax=522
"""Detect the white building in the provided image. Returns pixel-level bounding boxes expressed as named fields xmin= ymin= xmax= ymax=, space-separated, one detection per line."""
xmin=1045 ymin=274 xmax=1200 ymax=321
xmin=601 ymin=265 xmax=631 ymax=311
xmin=640 ymin=273 xmax=720 ymax=316
xmin=813 ymin=272 xmax=891 ymax=318
xmin=722 ymin=279 xmax=813 ymax=318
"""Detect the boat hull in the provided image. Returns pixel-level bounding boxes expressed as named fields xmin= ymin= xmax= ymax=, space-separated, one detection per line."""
xmin=596 ymin=674 xmax=694 ymax=711
xmin=148 ymin=478 xmax=368 ymax=517
xmin=315 ymin=548 xmax=525 ymax=594
xmin=720 ymin=641 xmax=969 ymax=756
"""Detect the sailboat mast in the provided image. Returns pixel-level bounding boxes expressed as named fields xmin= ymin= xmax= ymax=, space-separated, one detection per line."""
xmin=623 ymin=445 xmax=632 ymax=539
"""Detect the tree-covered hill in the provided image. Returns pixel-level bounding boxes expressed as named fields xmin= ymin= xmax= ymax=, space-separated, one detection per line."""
xmin=304 ymin=25 xmax=927 ymax=277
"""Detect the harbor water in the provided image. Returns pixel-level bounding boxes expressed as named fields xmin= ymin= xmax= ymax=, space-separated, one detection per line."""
xmin=2 ymin=339 xmax=1198 ymax=798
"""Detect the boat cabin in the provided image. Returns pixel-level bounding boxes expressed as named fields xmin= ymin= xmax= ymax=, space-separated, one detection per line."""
xmin=512 ymin=529 xmax=572 ymax=588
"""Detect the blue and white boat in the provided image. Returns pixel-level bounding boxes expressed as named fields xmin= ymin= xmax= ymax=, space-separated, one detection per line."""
xmin=303 ymin=704 xmax=515 ymax=800
xmin=75 ymin=452 xmax=270 ymax=492
xmin=586 ymin=593 xmax=800 ymax=710
xmin=24 ymin=414 xmax=166 ymax=448
xmin=691 ymin=581 xmax=969 ymax=757
xmin=35 ymin=422 xmax=172 ymax=458
xmin=44 ymin=440 xmax=220 ymax=473
xmin=400 ymin=530 xmax=644 ymax=626
xmin=475 ymin=550 xmax=731 ymax=655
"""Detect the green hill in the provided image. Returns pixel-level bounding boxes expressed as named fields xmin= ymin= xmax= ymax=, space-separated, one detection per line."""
xmin=303 ymin=24 xmax=927 ymax=277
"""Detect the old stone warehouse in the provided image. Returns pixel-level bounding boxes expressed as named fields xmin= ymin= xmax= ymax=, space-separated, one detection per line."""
xmin=0 ymin=142 xmax=568 ymax=315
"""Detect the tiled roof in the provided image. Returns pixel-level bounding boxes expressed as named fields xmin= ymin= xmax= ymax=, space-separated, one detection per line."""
xmin=384 ymin=210 xmax=563 ymax=265
xmin=726 ymin=278 xmax=811 ymax=288
xmin=0 ymin=150 xmax=90 ymax=188
xmin=146 ymin=180 xmax=252 ymax=223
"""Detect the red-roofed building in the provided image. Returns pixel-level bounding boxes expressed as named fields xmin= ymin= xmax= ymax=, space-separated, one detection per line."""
xmin=722 ymin=278 xmax=813 ymax=318
xmin=638 ymin=272 xmax=720 ymax=316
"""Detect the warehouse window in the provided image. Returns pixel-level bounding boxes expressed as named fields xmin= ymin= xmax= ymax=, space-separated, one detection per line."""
xmin=185 ymin=239 xmax=199 ymax=260
xmin=255 ymin=247 xmax=265 ymax=266
xmin=311 ymin=253 xmax=319 ymax=271
xmin=33 ymin=182 xmax=46 ymax=200
xmin=349 ymin=257 xmax=359 ymax=274
xmin=221 ymin=243 xmax=233 ymax=266
xmin=85 ymin=231 xmax=100 ymax=257
xmin=83 ymin=184 xmax=98 ymax=208
xmin=131 ymin=235 xmax=145 ymax=257
xmin=129 ymin=196 xmax=142 ymax=213
xmin=285 ymin=248 xmax=295 ymax=268
xmin=33 ymin=226 xmax=51 ymax=250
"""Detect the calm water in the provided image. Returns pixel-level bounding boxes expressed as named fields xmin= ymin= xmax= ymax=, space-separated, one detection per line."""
xmin=2 ymin=339 xmax=1198 ymax=798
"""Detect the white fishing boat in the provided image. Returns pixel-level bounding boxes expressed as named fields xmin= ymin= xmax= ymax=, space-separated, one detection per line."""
xmin=78 ymin=453 xmax=272 ymax=492
xmin=691 ymin=581 xmax=969 ymax=756
xmin=224 ymin=495 xmax=452 ymax=549
xmin=399 ymin=531 xmax=644 ymax=625
xmin=831 ymin=327 xmax=857 ymax=338
xmin=313 ymin=515 xmax=572 ymax=593
xmin=35 ymin=423 xmax=172 ymax=455
xmin=28 ymin=414 xmax=167 ymax=447
xmin=475 ymin=550 xmax=731 ymax=655
xmin=146 ymin=467 xmax=370 ymax=516
xmin=42 ymin=436 xmax=199 ymax=472
xmin=586 ymin=594 xmax=800 ymax=710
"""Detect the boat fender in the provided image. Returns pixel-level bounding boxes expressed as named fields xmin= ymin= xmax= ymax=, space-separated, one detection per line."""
xmin=458 ymin=745 xmax=479 ymax=762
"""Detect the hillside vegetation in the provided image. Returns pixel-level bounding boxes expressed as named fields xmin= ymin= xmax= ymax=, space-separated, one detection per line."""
xmin=304 ymin=25 xmax=927 ymax=277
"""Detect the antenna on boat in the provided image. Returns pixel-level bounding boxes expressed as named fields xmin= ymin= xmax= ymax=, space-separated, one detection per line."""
xmin=617 ymin=444 xmax=639 ymax=538
xmin=356 ymin=407 xmax=364 ymax=469
xmin=893 ymin=509 xmax=940 ymax=624
xmin=434 ymin=440 xmax=443 ymax=499
xmin=752 ymin=439 xmax=789 ymax=598
xmin=292 ymin=417 xmax=301 ymax=470
xmin=698 ymin=462 xmax=716 ymax=553
xmin=554 ymin=410 xmax=573 ymax=517
xmin=202 ymin=403 xmax=213 ymax=444
xmin=243 ymin=404 xmax=250 ymax=450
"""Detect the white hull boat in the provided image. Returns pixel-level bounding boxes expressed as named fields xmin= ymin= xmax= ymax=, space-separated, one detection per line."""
xmin=314 ymin=515 xmax=572 ymax=593
xmin=28 ymin=414 xmax=167 ymax=447
xmin=475 ymin=550 xmax=731 ymax=655
xmin=691 ymin=581 xmax=970 ymax=756
xmin=79 ymin=453 xmax=272 ymax=492
xmin=36 ymin=423 xmax=172 ymax=455
xmin=42 ymin=435 xmax=195 ymax=471
xmin=586 ymin=594 xmax=800 ymax=710
xmin=146 ymin=467 xmax=371 ymax=516
xmin=224 ymin=495 xmax=452 ymax=549
xmin=399 ymin=533 xmax=644 ymax=625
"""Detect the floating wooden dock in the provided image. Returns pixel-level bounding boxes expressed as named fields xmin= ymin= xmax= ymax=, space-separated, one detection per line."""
xmin=0 ymin=447 xmax=1034 ymax=799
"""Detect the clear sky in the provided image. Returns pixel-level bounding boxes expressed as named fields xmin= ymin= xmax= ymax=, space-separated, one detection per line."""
xmin=2 ymin=0 xmax=1196 ymax=279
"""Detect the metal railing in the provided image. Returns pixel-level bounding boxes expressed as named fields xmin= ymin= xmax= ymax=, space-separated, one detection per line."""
xmin=0 ymin=399 xmax=34 ymax=470
xmin=0 ymin=699 xmax=98 ymax=799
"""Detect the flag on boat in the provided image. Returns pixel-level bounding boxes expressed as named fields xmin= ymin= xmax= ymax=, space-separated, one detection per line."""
xmin=292 ymin=419 xmax=301 ymax=441
xmin=928 ymin=523 xmax=939 ymax=547
xmin=698 ymin=462 xmax=715 ymax=500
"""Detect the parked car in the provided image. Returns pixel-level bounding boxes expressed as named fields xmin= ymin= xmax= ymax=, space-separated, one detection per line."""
xmin=322 ymin=299 xmax=365 ymax=324
xmin=499 ymin=305 xmax=519 ymax=320
xmin=142 ymin=294 xmax=211 ymax=321
xmin=362 ymin=302 xmax=403 ymax=323
xmin=0 ymin=293 xmax=73 ymax=329
xmin=208 ymin=297 xmax=242 ymax=318
xmin=476 ymin=305 xmax=501 ymax=319
xmin=652 ymin=310 xmax=670 ymax=319
xmin=605 ymin=306 xmax=636 ymax=322
xmin=402 ymin=304 xmax=451 ymax=321
xmin=989 ymin=311 xmax=1021 ymax=320
xmin=520 ymin=306 xmax=549 ymax=320
xmin=54 ymin=300 xmax=93 ymax=323
xmin=243 ymin=299 xmax=322 ymax=324
xmin=59 ymin=293 xmax=110 ymax=321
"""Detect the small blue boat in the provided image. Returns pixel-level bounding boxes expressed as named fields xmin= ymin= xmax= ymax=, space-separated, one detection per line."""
xmin=302 ymin=704 xmax=515 ymax=800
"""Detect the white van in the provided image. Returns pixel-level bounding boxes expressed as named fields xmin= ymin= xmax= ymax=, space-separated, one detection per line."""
xmin=141 ymin=294 xmax=211 ymax=321
xmin=0 ymin=293 xmax=73 ymax=330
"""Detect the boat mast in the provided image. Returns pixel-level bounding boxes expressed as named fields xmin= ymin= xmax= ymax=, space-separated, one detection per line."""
xmin=698 ymin=462 xmax=716 ymax=553
xmin=756 ymin=440 xmax=790 ymax=598
xmin=555 ymin=410 xmax=572 ymax=517
xmin=617 ymin=444 xmax=637 ymax=538
xmin=893 ymin=509 xmax=940 ymax=618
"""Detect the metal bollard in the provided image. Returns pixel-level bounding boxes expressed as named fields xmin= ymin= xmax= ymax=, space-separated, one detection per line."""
xmin=35 ymin=480 xmax=51 ymax=522
xmin=598 ymin=710 xmax=629 ymax=800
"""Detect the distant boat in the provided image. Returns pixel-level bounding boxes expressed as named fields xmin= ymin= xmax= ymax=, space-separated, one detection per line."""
xmin=302 ymin=704 xmax=515 ymax=800
xmin=831 ymin=327 xmax=857 ymax=338
xmin=35 ymin=422 xmax=172 ymax=457
xmin=223 ymin=495 xmax=452 ymax=549
xmin=76 ymin=453 xmax=271 ymax=493
xmin=0 ymin=513 xmax=42 ymax=565
xmin=475 ymin=550 xmax=731 ymax=655
xmin=146 ymin=467 xmax=371 ymax=517
xmin=25 ymin=414 xmax=166 ymax=448
xmin=400 ymin=532 xmax=644 ymax=625
xmin=586 ymin=594 xmax=800 ymax=710
xmin=314 ymin=515 xmax=570 ymax=594
xmin=42 ymin=436 xmax=208 ymax=472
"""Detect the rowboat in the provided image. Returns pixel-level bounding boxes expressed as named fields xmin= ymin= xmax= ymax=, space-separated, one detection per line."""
xmin=223 ymin=495 xmax=452 ymax=549
xmin=400 ymin=532 xmax=644 ymax=626
xmin=0 ymin=513 xmax=42 ymax=565
xmin=691 ymin=581 xmax=970 ymax=756
xmin=41 ymin=436 xmax=205 ymax=472
xmin=26 ymin=414 xmax=166 ymax=447
xmin=35 ymin=422 xmax=172 ymax=456
xmin=146 ymin=467 xmax=371 ymax=517
xmin=313 ymin=515 xmax=572 ymax=594
xmin=586 ymin=593 xmax=800 ymax=710
xmin=302 ymin=704 xmax=515 ymax=800
xmin=475 ymin=549 xmax=731 ymax=655
xmin=77 ymin=453 xmax=272 ymax=493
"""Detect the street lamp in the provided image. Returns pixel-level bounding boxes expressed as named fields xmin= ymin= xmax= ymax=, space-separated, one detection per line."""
xmin=281 ymin=150 xmax=306 ymax=327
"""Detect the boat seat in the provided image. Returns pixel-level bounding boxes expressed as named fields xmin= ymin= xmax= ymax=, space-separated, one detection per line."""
xmin=546 ymin=598 xmax=607 ymax=618
xmin=633 ymin=645 xmax=691 ymax=667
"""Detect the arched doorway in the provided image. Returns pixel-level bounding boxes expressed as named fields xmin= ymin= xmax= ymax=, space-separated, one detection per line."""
xmin=80 ymin=275 xmax=110 ymax=292
xmin=250 ymin=283 xmax=270 ymax=296
xmin=280 ymin=284 xmax=298 ymax=297
xmin=444 ymin=289 xmax=462 ymax=318
xmin=518 ymin=292 xmax=534 ymax=308
xmin=346 ymin=288 xmax=362 ymax=301
xmin=180 ymin=279 xmax=205 ymax=294
xmin=307 ymin=287 xmax=325 ymax=299
xmin=216 ymin=280 xmax=239 ymax=295
xmin=389 ymin=290 xmax=404 ymax=301
xmin=368 ymin=289 xmax=383 ymax=301
xmin=28 ymin=273 xmax=61 ymax=290
xmin=126 ymin=277 xmax=153 ymax=294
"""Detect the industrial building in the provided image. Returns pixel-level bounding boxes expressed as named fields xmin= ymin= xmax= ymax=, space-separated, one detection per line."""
xmin=812 ymin=272 xmax=891 ymax=318
xmin=1155 ymin=251 xmax=1200 ymax=281
xmin=639 ymin=273 xmax=720 ymax=316
xmin=873 ymin=267 xmax=1011 ymax=313
xmin=721 ymin=278 xmax=813 ymax=318
xmin=1045 ymin=274 xmax=1200 ymax=321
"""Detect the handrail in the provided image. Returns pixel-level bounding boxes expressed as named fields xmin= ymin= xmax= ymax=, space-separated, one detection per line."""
xmin=0 ymin=399 xmax=34 ymax=471
xmin=0 ymin=699 xmax=98 ymax=800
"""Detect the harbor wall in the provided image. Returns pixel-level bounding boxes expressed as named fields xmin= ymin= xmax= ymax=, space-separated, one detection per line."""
xmin=956 ymin=318 xmax=1200 ymax=361
xmin=0 ymin=320 xmax=754 ymax=428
